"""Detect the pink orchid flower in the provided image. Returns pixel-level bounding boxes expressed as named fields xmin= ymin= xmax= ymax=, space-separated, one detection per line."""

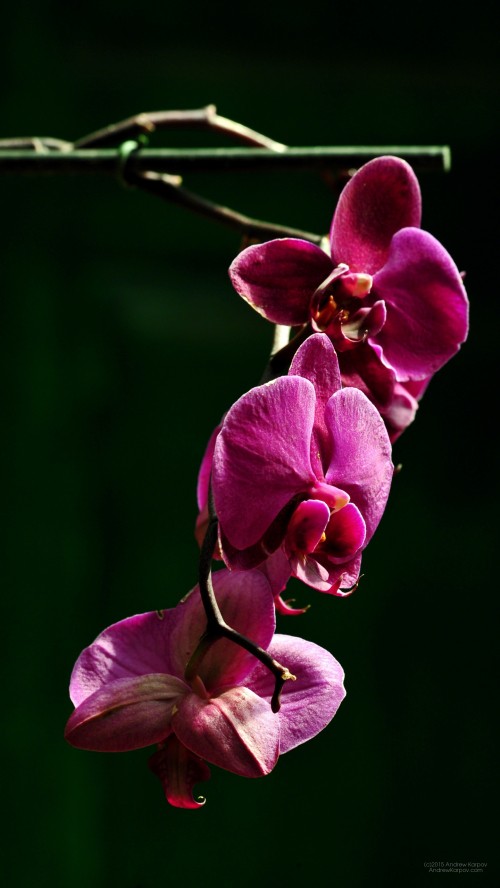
xmin=229 ymin=156 xmax=469 ymax=439
xmin=65 ymin=568 xmax=346 ymax=808
xmin=211 ymin=334 xmax=394 ymax=594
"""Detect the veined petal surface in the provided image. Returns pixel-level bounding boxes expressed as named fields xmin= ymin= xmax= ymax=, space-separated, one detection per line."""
xmin=229 ymin=238 xmax=332 ymax=325
xmin=149 ymin=736 xmax=211 ymax=809
xmin=65 ymin=674 xmax=186 ymax=751
xmin=289 ymin=333 xmax=341 ymax=474
xmin=324 ymin=388 xmax=393 ymax=544
xmin=196 ymin=423 xmax=221 ymax=511
xmin=373 ymin=227 xmax=469 ymax=380
xmin=322 ymin=502 xmax=366 ymax=559
xmin=331 ymin=156 xmax=422 ymax=274
xmin=246 ymin=635 xmax=346 ymax=753
xmin=173 ymin=686 xmax=280 ymax=777
xmin=213 ymin=376 xmax=317 ymax=549
xmin=285 ymin=499 xmax=331 ymax=556
xmin=70 ymin=610 xmax=180 ymax=706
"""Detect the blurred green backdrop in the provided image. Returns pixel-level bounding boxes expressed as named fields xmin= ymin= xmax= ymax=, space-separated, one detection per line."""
xmin=2 ymin=3 xmax=498 ymax=887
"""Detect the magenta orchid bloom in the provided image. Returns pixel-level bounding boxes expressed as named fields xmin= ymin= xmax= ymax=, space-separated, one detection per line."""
xmin=65 ymin=568 xmax=346 ymax=808
xmin=211 ymin=334 xmax=393 ymax=594
xmin=228 ymin=156 xmax=469 ymax=439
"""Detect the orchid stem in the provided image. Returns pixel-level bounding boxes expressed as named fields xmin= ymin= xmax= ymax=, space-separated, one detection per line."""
xmin=124 ymin=170 xmax=323 ymax=243
xmin=185 ymin=484 xmax=295 ymax=712
xmin=0 ymin=106 xmax=450 ymax=244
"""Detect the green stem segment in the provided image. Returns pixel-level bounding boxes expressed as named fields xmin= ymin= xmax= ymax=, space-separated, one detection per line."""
xmin=0 ymin=144 xmax=451 ymax=175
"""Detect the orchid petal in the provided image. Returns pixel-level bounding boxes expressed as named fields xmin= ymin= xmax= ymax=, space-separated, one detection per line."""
xmin=213 ymin=376 xmax=317 ymax=549
xmin=173 ymin=686 xmax=280 ymax=777
xmin=333 ymin=552 xmax=363 ymax=593
xmin=149 ymin=736 xmax=211 ymax=809
xmin=404 ymin=376 xmax=432 ymax=400
xmin=323 ymin=502 xmax=366 ymax=559
xmin=229 ymin=239 xmax=332 ymax=326
xmin=256 ymin=547 xmax=292 ymax=597
xmin=373 ymin=227 xmax=469 ymax=380
xmin=291 ymin=552 xmax=332 ymax=591
xmin=307 ymin=549 xmax=363 ymax=595
xmin=381 ymin=382 xmax=420 ymax=442
xmin=169 ymin=570 xmax=276 ymax=692
xmin=286 ymin=499 xmax=330 ymax=555
xmin=69 ymin=610 xmax=181 ymax=706
xmin=341 ymin=299 xmax=387 ymax=342
xmin=218 ymin=528 xmax=269 ymax=570
xmin=338 ymin=341 xmax=396 ymax=409
xmin=289 ymin=333 xmax=341 ymax=407
xmin=65 ymin=674 xmax=186 ymax=751
xmin=246 ymin=635 xmax=346 ymax=753
xmin=324 ymin=388 xmax=393 ymax=544
xmin=331 ymin=156 xmax=421 ymax=274
xmin=196 ymin=423 xmax=221 ymax=510
xmin=273 ymin=591 xmax=311 ymax=616
xmin=289 ymin=501 xmax=365 ymax=592
xmin=289 ymin=333 xmax=341 ymax=474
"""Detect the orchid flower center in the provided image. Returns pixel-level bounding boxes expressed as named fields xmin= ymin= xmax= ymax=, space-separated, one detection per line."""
xmin=311 ymin=263 xmax=373 ymax=333
xmin=285 ymin=488 xmax=350 ymax=563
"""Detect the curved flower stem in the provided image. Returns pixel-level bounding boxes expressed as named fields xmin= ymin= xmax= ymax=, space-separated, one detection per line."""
xmin=125 ymin=169 xmax=323 ymax=243
xmin=185 ymin=487 xmax=296 ymax=712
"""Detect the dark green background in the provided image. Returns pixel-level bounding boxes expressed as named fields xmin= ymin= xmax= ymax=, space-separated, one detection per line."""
xmin=2 ymin=4 xmax=498 ymax=887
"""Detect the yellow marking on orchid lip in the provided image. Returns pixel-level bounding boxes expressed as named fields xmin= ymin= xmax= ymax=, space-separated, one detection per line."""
xmin=320 ymin=532 xmax=327 ymax=543
xmin=171 ymin=704 xmax=179 ymax=716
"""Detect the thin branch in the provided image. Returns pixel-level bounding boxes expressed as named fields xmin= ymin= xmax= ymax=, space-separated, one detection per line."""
xmin=0 ymin=137 xmax=72 ymax=152
xmin=73 ymin=104 xmax=288 ymax=151
xmin=126 ymin=169 xmax=324 ymax=243
xmin=0 ymin=110 xmax=451 ymax=254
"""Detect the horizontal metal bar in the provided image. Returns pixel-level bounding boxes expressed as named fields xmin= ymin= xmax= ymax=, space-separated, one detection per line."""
xmin=0 ymin=145 xmax=451 ymax=175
